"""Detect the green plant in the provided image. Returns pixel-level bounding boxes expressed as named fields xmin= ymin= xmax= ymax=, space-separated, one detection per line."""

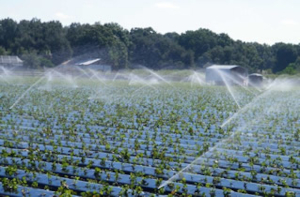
xmin=1 ymin=178 xmax=18 ymax=193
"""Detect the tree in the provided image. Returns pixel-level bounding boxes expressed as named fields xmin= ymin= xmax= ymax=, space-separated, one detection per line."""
xmin=43 ymin=21 xmax=72 ymax=65
xmin=0 ymin=18 xmax=18 ymax=50
xmin=272 ymin=43 xmax=298 ymax=73
xmin=0 ymin=46 xmax=7 ymax=55
xmin=21 ymin=52 xmax=41 ymax=69
xmin=129 ymin=27 xmax=193 ymax=69
xmin=0 ymin=17 xmax=299 ymax=72
xmin=280 ymin=57 xmax=300 ymax=75
xmin=178 ymin=28 xmax=218 ymax=64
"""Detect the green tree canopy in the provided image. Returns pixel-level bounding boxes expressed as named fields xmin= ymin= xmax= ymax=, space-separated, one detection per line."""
xmin=0 ymin=17 xmax=299 ymax=73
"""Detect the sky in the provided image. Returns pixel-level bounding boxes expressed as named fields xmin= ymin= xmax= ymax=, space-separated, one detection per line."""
xmin=1 ymin=0 xmax=300 ymax=45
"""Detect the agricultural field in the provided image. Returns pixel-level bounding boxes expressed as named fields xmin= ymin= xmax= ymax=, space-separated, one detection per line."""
xmin=0 ymin=71 xmax=299 ymax=196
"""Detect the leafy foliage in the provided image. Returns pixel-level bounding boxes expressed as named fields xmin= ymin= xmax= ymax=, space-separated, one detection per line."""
xmin=0 ymin=18 xmax=300 ymax=73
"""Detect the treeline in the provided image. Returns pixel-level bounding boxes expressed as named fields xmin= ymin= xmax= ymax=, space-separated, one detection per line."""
xmin=0 ymin=18 xmax=300 ymax=74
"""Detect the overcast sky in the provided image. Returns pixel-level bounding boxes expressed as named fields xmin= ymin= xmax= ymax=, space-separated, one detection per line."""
xmin=1 ymin=0 xmax=299 ymax=45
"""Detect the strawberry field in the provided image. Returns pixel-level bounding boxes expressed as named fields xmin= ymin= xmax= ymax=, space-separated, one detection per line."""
xmin=0 ymin=74 xmax=299 ymax=196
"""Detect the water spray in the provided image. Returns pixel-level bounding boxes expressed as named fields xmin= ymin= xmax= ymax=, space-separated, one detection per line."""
xmin=158 ymin=76 xmax=290 ymax=189
xmin=9 ymin=76 xmax=46 ymax=110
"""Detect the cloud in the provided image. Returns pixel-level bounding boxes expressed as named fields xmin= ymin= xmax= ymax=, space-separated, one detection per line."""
xmin=155 ymin=2 xmax=180 ymax=9
xmin=55 ymin=12 xmax=72 ymax=20
xmin=280 ymin=19 xmax=298 ymax=26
